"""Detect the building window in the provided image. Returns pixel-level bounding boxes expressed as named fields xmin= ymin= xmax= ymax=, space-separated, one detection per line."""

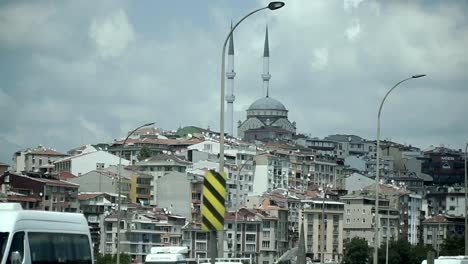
xmin=263 ymin=231 xmax=270 ymax=239
xmin=196 ymin=242 xmax=207 ymax=251
xmin=262 ymin=241 xmax=270 ymax=248
xmin=245 ymin=244 xmax=256 ymax=252
xmin=263 ymin=221 xmax=270 ymax=228
xmin=346 ymin=219 xmax=350 ymax=224
xmin=246 ymin=234 xmax=256 ymax=242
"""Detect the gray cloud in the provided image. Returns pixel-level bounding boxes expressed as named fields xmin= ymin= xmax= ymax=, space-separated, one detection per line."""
xmin=0 ymin=0 xmax=467 ymax=163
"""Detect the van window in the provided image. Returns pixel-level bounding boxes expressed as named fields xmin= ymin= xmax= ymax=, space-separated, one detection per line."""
xmin=28 ymin=232 xmax=92 ymax=264
xmin=7 ymin=231 xmax=24 ymax=263
xmin=0 ymin=232 xmax=9 ymax=261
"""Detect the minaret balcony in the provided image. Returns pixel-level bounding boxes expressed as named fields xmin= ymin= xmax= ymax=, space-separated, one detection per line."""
xmin=262 ymin=73 xmax=271 ymax=81
xmin=226 ymin=95 xmax=236 ymax=103
xmin=226 ymin=72 xmax=236 ymax=79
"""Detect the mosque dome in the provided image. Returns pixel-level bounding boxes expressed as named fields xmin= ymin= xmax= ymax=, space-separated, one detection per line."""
xmin=248 ymin=96 xmax=287 ymax=111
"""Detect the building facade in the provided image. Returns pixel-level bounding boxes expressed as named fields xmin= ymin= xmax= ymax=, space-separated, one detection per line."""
xmin=299 ymin=200 xmax=345 ymax=263
xmin=54 ymin=150 xmax=130 ymax=176
xmin=14 ymin=146 xmax=68 ymax=173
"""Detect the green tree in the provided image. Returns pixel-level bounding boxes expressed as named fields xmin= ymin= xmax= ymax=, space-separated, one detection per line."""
xmin=137 ymin=145 xmax=152 ymax=161
xmin=342 ymin=237 xmax=372 ymax=264
xmin=96 ymin=253 xmax=131 ymax=264
xmin=412 ymin=243 xmax=434 ymax=264
xmin=378 ymin=239 xmax=415 ymax=264
xmin=440 ymin=235 xmax=465 ymax=256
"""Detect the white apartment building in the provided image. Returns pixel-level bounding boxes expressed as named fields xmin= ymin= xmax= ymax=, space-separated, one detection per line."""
xmin=340 ymin=195 xmax=399 ymax=247
xmin=253 ymin=153 xmax=289 ymax=195
xmin=103 ymin=210 xmax=185 ymax=264
xmin=54 ymin=150 xmax=130 ymax=176
xmin=299 ymin=200 xmax=345 ymax=263
xmin=188 ymin=139 xmax=258 ymax=208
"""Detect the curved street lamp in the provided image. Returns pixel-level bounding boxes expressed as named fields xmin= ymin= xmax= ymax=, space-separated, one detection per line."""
xmin=373 ymin=75 xmax=425 ymax=264
xmin=116 ymin=122 xmax=155 ymax=264
xmin=465 ymin=143 xmax=467 ymax=256
xmin=215 ymin=2 xmax=284 ymax=262
xmin=218 ymin=0 xmax=285 ymax=174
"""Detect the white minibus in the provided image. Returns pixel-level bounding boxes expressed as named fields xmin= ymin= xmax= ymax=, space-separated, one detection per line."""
xmin=145 ymin=247 xmax=189 ymax=264
xmin=0 ymin=203 xmax=93 ymax=264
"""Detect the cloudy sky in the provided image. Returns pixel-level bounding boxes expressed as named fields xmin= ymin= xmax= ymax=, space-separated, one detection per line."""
xmin=1 ymin=0 xmax=467 ymax=163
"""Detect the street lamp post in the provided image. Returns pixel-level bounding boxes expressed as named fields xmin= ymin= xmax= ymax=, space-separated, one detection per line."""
xmin=465 ymin=143 xmax=467 ymax=256
xmin=373 ymin=74 xmax=425 ymax=264
xmin=116 ymin=122 xmax=155 ymax=264
xmin=320 ymin=184 xmax=333 ymax=264
xmin=216 ymin=2 xmax=284 ymax=263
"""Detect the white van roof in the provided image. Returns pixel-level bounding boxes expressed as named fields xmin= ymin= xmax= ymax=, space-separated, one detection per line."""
xmin=150 ymin=246 xmax=188 ymax=254
xmin=0 ymin=203 xmax=88 ymax=233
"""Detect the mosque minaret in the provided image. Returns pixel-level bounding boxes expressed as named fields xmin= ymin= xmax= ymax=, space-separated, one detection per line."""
xmin=225 ymin=23 xmax=236 ymax=136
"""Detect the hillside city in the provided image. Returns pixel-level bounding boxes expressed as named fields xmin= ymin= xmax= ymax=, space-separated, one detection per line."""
xmin=0 ymin=123 xmax=466 ymax=264
xmin=1 ymin=2 xmax=467 ymax=264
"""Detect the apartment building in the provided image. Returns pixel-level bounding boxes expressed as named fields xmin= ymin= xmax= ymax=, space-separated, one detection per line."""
xmin=103 ymin=210 xmax=186 ymax=264
xmin=223 ymin=208 xmax=287 ymax=264
xmin=14 ymin=145 xmax=68 ymax=173
xmin=78 ymin=192 xmax=128 ymax=255
xmin=0 ymin=171 xmax=79 ymax=212
xmin=398 ymin=193 xmax=423 ymax=244
xmin=425 ymin=186 xmax=466 ymax=217
xmin=181 ymin=223 xmax=211 ymax=259
xmin=422 ymin=215 xmax=465 ymax=255
xmin=324 ymin=134 xmax=375 ymax=159
xmin=295 ymin=137 xmax=336 ymax=156
xmin=340 ymin=195 xmax=398 ymax=247
xmin=129 ymin=171 xmax=153 ymax=205
xmin=298 ymin=200 xmax=344 ymax=263
xmin=253 ymin=152 xmax=289 ymax=195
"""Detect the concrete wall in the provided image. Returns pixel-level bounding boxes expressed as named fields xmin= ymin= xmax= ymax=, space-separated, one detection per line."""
xmin=344 ymin=173 xmax=374 ymax=193
xmin=71 ymin=151 xmax=130 ymax=176
xmin=157 ymin=171 xmax=191 ymax=220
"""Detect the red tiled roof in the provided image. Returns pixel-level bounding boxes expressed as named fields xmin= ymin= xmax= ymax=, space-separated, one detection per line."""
xmin=27 ymin=148 xmax=67 ymax=156
xmin=113 ymin=137 xmax=202 ymax=146
xmin=8 ymin=195 xmax=38 ymax=202
xmin=58 ymin=171 xmax=77 ymax=179
xmin=79 ymin=193 xmax=101 ymax=200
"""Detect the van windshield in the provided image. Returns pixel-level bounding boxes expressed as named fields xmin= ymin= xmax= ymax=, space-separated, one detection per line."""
xmin=0 ymin=232 xmax=9 ymax=261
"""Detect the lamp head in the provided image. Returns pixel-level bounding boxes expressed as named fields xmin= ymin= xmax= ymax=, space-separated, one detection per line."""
xmin=144 ymin=122 xmax=155 ymax=126
xmin=268 ymin=1 xmax=285 ymax=10
xmin=412 ymin=74 xmax=426 ymax=79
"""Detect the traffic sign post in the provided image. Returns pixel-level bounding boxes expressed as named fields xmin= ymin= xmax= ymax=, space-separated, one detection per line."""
xmin=201 ymin=170 xmax=227 ymax=264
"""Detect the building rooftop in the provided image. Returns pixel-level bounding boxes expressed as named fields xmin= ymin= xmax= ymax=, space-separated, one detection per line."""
xmin=18 ymin=146 xmax=67 ymax=156
xmin=248 ymin=96 xmax=287 ymax=111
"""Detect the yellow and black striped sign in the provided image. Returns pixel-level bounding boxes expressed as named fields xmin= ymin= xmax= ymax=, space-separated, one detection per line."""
xmin=201 ymin=170 xmax=227 ymax=231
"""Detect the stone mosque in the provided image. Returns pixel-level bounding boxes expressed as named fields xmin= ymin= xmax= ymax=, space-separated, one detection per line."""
xmin=224 ymin=26 xmax=296 ymax=142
